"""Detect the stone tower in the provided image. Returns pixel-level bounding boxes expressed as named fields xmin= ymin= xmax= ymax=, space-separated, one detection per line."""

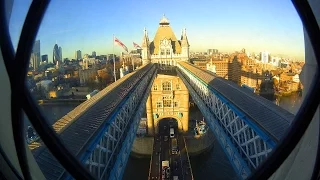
xmin=141 ymin=28 xmax=150 ymax=65
xmin=181 ymin=28 xmax=190 ymax=61
xmin=145 ymin=15 xmax=190 ymax=66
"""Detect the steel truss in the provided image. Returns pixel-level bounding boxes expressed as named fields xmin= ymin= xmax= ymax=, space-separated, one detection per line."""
xmin=177 ymin=64 xmax=275 ymax=179
xmin=67 ymin=66 xmax=157 ymax=180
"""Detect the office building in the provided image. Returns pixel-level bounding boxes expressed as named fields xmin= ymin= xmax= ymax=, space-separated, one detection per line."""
xmin=92 ymin=51 xmax=96 ymax=57
xmin=59 ymin=47 xmax=62 ymax=61
xmin=75 ymin=50 xmax=82 ymax=60
xmin=32 ymin=40 xmax=41 ymax=64
xmin=261 ymin=51 xmax=269 ymax=64
xmin=207 ymin=49 xmax=218 ymax=55
xmin=211 ymin=59 xmax=229 ymax=79
xmin=41 ymin=54 xmax=48 ymax=64
xmin=53 ymin=44 xmax=62 ymax=65
xmin=30 ymin=53 xmax=40 ymax=70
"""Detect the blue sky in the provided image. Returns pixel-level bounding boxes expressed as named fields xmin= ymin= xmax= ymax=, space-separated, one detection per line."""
xmin=9 ymin=0 xmax=304 ymax=62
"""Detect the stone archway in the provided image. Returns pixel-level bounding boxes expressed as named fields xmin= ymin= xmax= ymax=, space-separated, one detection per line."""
xmin=154 ymin=117 xmax=182 ymax=135
xmin=146 ymin=73 xmax=189 ymax=136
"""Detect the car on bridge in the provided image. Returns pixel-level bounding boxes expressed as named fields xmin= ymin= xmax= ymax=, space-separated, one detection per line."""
xmin=170 ymin=128 xmax=175 ymax=138
xmin=162 ymin=161 xmax=170 ymax=180
xmin=164 ymin=136 xmax=168 ymax=142
xmin=171 ymin=138 xmax=178 ymax=155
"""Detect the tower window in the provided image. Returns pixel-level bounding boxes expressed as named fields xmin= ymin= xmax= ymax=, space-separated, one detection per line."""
xmin=163 ymin=100 xmax=172 ymax=107
xmin=156 ymin=102 xmax=162 ymax=108
xmin=174 ymin=102 xmax=178 ymax=107
xmin=166 ymin=49 xmax=170 ymax=55
xmin=153 ymin=85 xmax=158 ymax=90
xmin=161 ymin=49 xmax=165 ymax=55
xmin=162 ymin=81 xmax=172 ymax=91
xmin=176 ymin=84 xmax=180 ymax=90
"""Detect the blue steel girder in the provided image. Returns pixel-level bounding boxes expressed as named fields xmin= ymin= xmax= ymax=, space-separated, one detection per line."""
xmin=176 ymin=70 xmax=251 ymax=180
xmin=63 ymin=65 xmax=157 ymax=180
xmin=177 ymin=63 xmax=280 ymax=179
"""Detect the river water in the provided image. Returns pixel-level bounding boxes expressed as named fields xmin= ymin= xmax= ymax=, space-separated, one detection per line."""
xmin=35 ymin=93 xmax=303 ymax=180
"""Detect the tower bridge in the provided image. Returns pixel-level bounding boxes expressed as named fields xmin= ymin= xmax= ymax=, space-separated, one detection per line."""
xmin=28 ymin=15 xmax=295 ymax=180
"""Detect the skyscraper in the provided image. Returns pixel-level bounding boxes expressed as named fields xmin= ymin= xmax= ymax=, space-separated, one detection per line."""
xmin=41 ymin=54 xmax=48 ymax=64
xmin=261 ymin=51 xmax=269 ymax=64
xmin=30 ymin=53 xmax=40 ymax=70
xmin=92 ymin=51 xmax=96 ymax=57
xmin=75 ymin=50 xmax=82 ymax=60
xmin=33 ymin=40 xmax=40 ymax=57
xmin=53 ymin=44 xmax=61 ymax=65
xmin=59 ymin=47 xmax=62 ymax=61
xmin=33 ymin=40 xmax=41 ymax=61
xmin=31 ymin=40 xmax=41 ymax=70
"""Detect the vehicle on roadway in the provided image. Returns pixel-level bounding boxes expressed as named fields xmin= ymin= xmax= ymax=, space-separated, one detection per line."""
xmin=86 ymin=89 xmax=99 ymax=99
xmin=170 ymin=128 xmax=175 ymax=138
xmin=171 ymin=138 xmax=178 ymax=155
xmin=164 ymin=136 xmax=168 ymax=142
xmin=162 ymin=161 xmax=170 ymax=180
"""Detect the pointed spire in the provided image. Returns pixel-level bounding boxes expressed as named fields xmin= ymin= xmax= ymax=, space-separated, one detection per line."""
xmin=159 ymin=14 xmax=169 ymax=25
xmin=181 ymin=28 xmax=189 ymax=47
xmin=142 ymin=28 xmax=149 ymax=47
xmin=181 ymin=29 xmax=184 ymax=40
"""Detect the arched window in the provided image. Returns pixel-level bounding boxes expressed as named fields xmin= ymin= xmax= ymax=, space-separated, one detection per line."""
xmin=162 ymin=81 xmax=172 ymax=91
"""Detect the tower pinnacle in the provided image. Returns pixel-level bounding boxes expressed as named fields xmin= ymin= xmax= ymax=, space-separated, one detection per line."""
xmin=181 ymin=28 xmax=189 ymax=47
xmin=159 ymin=14 xmax=169 ymax=25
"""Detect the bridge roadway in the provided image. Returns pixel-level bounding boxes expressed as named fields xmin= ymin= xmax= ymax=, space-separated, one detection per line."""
xmin=29 ymin=64 xmax=156 ymax=180
xmin=149 ymin=120 xmax=193 ymax=180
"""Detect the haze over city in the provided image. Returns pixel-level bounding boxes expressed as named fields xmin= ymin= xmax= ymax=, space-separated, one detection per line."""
xmin=9 ymin=0 xmax=304 ymax=61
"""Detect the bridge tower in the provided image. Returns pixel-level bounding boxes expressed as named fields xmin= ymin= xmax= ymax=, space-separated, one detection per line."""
xmin=146 ymin=15 xmax=190 ymax=66
xmin=142 ymin=28 xmax=150 ymax=65
xmin=146 ymin=71 xmax=189 ymax=135
xmin=180 ymin=28 xmax=190 ymax=62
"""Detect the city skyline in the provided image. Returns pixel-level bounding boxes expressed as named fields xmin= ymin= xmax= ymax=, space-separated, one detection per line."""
xmin=9 ymin=0 xmax=304 ymax=61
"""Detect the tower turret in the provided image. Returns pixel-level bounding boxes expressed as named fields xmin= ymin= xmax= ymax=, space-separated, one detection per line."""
xmin=142 ymin=28 xmax=150 ymax=64
xmin=181 ymin=28 xmax=190 ymax=61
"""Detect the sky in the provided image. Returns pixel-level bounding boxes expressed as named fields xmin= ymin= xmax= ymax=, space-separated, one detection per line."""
xmin=9 ymin=0 xmax=305 ymax=62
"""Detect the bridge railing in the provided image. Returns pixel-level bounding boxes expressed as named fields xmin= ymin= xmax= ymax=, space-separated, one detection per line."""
xmin=177 ymin=62 xmax=294 ymax=179
xmin=31 ymin=63 xmax=157 ymax=180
